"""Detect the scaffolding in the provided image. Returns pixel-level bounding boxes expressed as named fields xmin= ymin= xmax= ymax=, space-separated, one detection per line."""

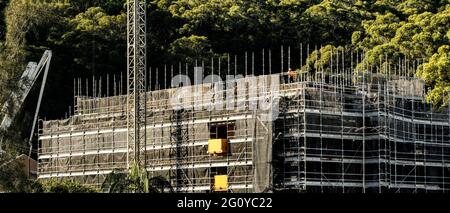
xmin=38 ymin=47 xmax=450 ymax=193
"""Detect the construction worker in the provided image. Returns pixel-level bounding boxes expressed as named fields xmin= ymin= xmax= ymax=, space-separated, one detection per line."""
xmin=287 ymin=68 xmax=297 ymax=82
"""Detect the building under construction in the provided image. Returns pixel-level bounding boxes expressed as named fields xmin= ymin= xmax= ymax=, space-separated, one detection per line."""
xmin=36 ymin=48 xmax=450 ymax=193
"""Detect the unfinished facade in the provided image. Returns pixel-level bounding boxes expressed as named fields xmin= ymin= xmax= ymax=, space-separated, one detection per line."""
xmin=38 ymin=49 xmax=450 ymax=193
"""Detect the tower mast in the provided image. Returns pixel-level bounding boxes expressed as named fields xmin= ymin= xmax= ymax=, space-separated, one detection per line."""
xmin=127 ymin=0 xmax=147 ymax=169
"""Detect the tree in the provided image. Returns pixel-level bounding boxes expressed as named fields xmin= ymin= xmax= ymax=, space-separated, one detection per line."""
xmin=0 ymin=155 xmax=31 ymax=192
xmin=37 ymin=179 xmax=98 ymax=193
xmin=302 ymin=0 xmax=368 ymax=45
xmin=167 ymin=0 xmax=262 ymax=51
xmin=0 ymin=0 xmax=7 ymax=40
xmin=0 ymin=0 xmax=68 ymax=103
xmin=101 ymin=163 xmax=173 ymax=193
xmin=352 ymin=12 xmax=403 ymax=50
xmin=61 ymin=7 xmax=126 ymax=74
xmin=397 ymin=0 xmax=443 ymax=16
xmin=0 ymin=0 xmax=69 ymax=159
xmin=0 ymin=152 xmax=97 ymax=193
xmin=417 ymin=45 xmax=450 ymax=107
xmin=169 ymin=35 xmax=211 ymax=62
xmin=353 ymin=4 xmax=450 ymax=105
xmin=301 ymin=44 xmax=345 ymax=74
xmin=66 ymin=0 xmax=125 ymax=15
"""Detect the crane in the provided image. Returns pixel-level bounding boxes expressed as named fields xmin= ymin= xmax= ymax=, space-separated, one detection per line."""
xmin=1 ymin=0 xmax=148 ymax=171
xmin=126 ymin=0 xmax=147 ymax=169
xmin=0 ymin=50 xmax=52 ymax=155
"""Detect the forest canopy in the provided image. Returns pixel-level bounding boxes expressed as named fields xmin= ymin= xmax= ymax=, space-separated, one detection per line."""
xmin=0 ymin=0 xmax=450 ymax=156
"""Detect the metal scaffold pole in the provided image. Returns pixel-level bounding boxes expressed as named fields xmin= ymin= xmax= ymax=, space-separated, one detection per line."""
xmin=34 ymin=43 xmax=450 ymax=192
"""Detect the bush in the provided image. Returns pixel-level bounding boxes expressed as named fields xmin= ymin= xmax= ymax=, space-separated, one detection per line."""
xmin=37 ymin=179 xmax=98 ymax=193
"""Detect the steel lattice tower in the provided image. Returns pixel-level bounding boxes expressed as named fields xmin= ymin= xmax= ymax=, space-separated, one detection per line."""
xmin=127 ymin=0 xmax=147 ymax=169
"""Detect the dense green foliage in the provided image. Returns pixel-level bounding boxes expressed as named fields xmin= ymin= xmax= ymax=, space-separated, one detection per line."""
xmin=101 ymin=163 xmax=172 ymax=193
xmin=0 ymin=0 xmax=450 ymax=183
xmin=35 ymin=179 xmax=98 ymax=193
xmin=0 ymin=0 xmax=447 ymax=106
xmin=0 ymin=156 xmax=34 ymax=192
xmin=0 ymin=155 xmax=96 ymax=192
